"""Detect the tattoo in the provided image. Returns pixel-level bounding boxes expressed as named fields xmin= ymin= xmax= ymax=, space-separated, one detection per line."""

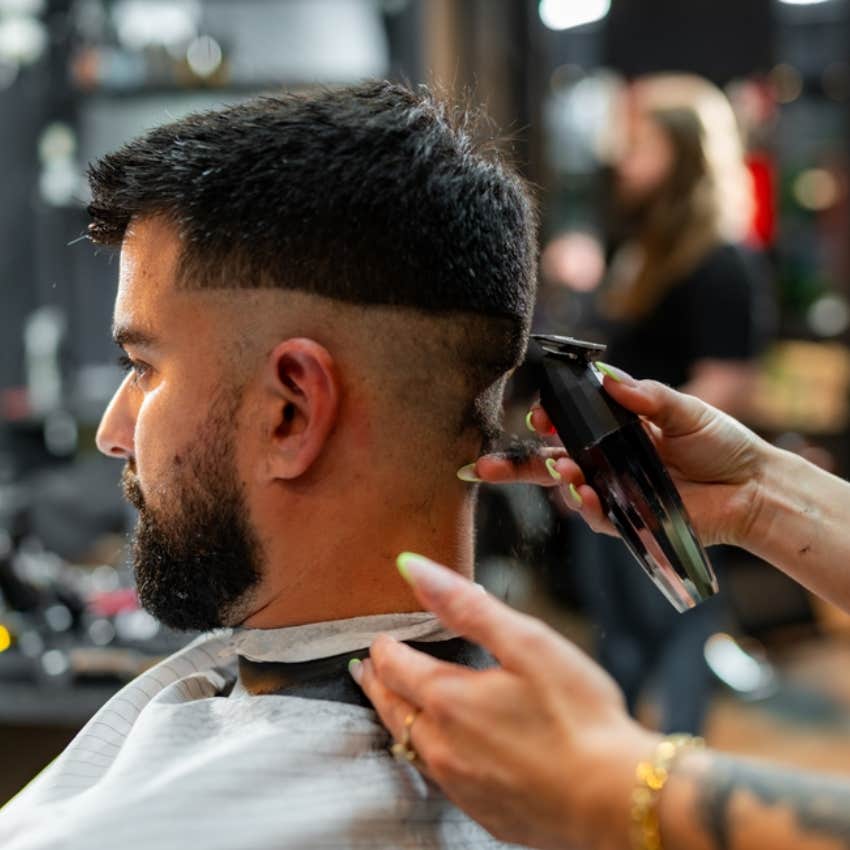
xmin=691 ymin=754 xmax=850 ymax=850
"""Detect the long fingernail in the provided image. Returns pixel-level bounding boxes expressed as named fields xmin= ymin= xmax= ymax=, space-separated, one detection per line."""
xmin=569 ymin=483 xmax=583 ymax=506
xmin=525 ymin=410 xmax=535 ymax=432
xmin=397 ymin=552 xmax=414 ymax=584
xmin=396 ymin=551 xmax=457 ymax=593
xmin=545 ymin=458 xmax=562 ymax=481
xmin=595 ymin=362 xmax=636 ymax=386
xmin=456 ymin=463 xmax=483 ymax=483
xmin=348 ymin=657 xmax=363 ymax=683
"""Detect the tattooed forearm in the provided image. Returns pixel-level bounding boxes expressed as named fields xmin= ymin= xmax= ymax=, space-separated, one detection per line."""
xmin=688 ymin=753 xmax=850 ymax=850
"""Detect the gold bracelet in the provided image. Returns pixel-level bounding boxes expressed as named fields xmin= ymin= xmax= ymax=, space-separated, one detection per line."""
xmin=631 ymin=734 xmax=705 ymax=850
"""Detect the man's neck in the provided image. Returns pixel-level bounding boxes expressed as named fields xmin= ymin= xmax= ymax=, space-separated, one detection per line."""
xmin=241 ymin=495 xmax=476 ymax=629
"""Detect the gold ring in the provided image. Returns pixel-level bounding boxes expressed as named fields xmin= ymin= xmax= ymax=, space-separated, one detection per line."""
xmin=390 ymin=711 xmax=420 ymax=763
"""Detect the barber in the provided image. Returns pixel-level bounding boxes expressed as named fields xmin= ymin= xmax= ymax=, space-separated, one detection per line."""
xmin=349 ymin=363 xmax=850 ymax=850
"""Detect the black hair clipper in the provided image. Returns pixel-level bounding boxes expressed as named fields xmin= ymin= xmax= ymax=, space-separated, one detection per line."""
xmin=529 ymin=333 xmax=717 ymax=612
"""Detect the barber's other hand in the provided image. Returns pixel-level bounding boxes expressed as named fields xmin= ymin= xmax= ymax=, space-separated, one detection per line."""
xmin=351 ymin=553 xmax=658 ymax=850
xmin=466 ymin=365 xmax=770 ymax=548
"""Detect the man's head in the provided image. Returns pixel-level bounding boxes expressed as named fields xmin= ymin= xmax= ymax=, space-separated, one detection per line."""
xmin=92 ymin=81 xmax=537 ymax=631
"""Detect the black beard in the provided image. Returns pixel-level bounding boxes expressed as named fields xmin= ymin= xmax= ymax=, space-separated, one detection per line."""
xmin=121 ymin=400 xmax=262 ymax=632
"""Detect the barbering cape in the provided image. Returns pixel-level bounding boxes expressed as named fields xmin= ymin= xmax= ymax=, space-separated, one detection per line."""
xmin=0 ymin=613 xmax=527 ymax=850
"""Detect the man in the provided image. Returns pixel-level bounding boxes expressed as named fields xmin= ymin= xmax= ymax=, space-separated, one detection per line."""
xmin=0 ymin=81 xmax=537 ymax=848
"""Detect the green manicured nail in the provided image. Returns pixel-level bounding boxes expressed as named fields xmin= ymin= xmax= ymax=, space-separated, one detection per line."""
xmin=569 ymin=483 xmax=583 ymax=506
xmin=457 ymin=463 xmax=483 ymax=483
xmin=595 ymin=362 xmax=622 ymax=383
xmin=396 ymin=551 xmax=417 ymax=584
xmin=545 ymin=458 xmax=562 ymax=481
xmin=348 ymin=657 xmax=363 ymax=682
xmin=525 ymin=410 xmax=535 ymax=432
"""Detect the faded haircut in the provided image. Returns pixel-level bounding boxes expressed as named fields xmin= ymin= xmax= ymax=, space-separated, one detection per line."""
xmin=87 ymin=80 xmax=538 ymax=449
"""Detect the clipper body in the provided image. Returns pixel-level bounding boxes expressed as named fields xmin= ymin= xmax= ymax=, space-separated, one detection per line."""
xmin=530 ymin=333 xmax=718 ymax=612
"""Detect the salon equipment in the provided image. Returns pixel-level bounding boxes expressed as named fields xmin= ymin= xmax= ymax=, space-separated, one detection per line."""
xmin=529 ymin=334 xmax=717 ymax=612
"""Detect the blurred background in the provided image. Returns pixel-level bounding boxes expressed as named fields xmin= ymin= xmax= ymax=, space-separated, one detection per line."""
xmin=2 ymin=0 xmax=850 ymax=805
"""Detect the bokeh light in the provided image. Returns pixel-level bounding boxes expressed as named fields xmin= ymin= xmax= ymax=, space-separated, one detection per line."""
xmin=539 ymin=0 xmax=610 ymax=31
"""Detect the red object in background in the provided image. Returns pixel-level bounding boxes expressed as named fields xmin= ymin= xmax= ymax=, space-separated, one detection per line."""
xmin=0 ymin=387 xmax=31 ymax=422
xmin=89 ymin=588 xmax=140 ymax=617
xmin=746 ymin=151 xmax=776 ymax=248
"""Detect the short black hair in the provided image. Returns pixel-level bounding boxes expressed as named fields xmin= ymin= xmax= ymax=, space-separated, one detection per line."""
xmin=88 ymin=80 xmax=537 ymax=447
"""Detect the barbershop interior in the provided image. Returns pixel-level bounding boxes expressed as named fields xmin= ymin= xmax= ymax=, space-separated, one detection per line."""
xmin=1 ymin=0 xmax=850 ymax=830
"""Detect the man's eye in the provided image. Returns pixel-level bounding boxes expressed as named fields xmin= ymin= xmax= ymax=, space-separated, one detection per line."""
xmin=117 ymin=354 xmax=151 ymax=383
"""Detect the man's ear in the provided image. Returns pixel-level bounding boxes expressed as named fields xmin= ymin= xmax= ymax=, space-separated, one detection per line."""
xmin=264 ymin=338 xmax=340 ymax=480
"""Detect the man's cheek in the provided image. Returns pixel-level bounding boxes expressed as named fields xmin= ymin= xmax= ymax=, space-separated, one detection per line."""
xmin=132 ymin=400 xmax=181 ymax=502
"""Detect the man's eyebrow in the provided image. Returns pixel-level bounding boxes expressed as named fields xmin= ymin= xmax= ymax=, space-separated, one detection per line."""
xmin=112 ymin=325 xmax=159 ymax=349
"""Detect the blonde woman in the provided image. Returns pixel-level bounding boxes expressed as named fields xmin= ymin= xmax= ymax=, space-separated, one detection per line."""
xmin=603 ymin=72 xmax=767 ymax=405
xmin=572 ymin=73 xmax=774 ymax=735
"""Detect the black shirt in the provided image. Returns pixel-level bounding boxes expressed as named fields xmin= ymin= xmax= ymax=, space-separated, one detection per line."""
xmin=602 ymin=243 xmax=773 ymax=388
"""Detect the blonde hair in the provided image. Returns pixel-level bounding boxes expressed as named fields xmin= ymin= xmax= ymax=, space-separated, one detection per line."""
xmin=604 ymin=73 xmax=752 ymax=320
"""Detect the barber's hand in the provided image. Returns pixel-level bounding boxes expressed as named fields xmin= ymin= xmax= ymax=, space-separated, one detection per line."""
xmin=350 ymin=553 xmax=658 ymax=850
xmin=467 ymin=364 xmax=770 ymax=548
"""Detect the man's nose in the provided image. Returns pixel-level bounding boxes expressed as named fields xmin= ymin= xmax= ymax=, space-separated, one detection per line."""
xmin=95 ymin=378 xmax=136 ymax=460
